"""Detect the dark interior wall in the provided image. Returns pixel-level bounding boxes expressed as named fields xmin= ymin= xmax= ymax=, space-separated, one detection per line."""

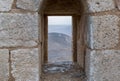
xmin=43 ymin=0 xmax=84 ymax=14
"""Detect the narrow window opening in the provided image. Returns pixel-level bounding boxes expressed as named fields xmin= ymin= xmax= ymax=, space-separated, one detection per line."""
xmin=48 ymin=16 xmax=73 ymax=64
xmin=42 ymin=15 xmax=85 ymax=80
xmin=41 ymin=0 xmax=86 ymax=80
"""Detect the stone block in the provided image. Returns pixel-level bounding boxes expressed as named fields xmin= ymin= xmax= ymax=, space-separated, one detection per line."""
xmin=0 ymin=49 xmax=9 ymax=81
xmin=16 ymin=0 xmax=41 ymax=11
xmin=0 ymin=13 xmax=39 ymax=47
xmin=88 ymin=15 xmax=120 ymax=49
xmin=11 ymin=48 xmax=39 ymax=81
xmin=87 ymin=0 xmax=115 ymax=12
xmin=86 ymin=49 xmax=120 ymax=81
xmin=0 ymin=0 xmax=13 ymax=11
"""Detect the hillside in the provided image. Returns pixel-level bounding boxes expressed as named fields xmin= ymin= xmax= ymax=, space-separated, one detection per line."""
xmin=48 ymin=33 xmax=73 ymax=63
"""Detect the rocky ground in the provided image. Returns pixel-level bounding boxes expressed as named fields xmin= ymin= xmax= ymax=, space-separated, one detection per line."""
xmin=42 ymin=62 xmax=86 ymax=81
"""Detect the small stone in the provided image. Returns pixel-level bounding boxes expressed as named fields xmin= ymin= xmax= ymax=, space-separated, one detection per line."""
xmin=0 ymin=0 xmax=14 ymax=11
xmin=0 ymin=49 xmax=9 ymax=81
xmin=87 ymin=0 xmax=115 ymax=12
xmin=16 ymin=0 xmax=41 ymax=11
xmin=11 ymin=48 xmax=39 ymax=81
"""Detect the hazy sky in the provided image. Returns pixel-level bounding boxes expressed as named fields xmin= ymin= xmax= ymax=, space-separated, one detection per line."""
xmin=48 ymin=16 xmax=72 ymax=25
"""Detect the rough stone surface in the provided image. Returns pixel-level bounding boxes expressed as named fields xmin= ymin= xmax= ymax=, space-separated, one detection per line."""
xmin=16 ymin=0 xmax=41 ymax=11
xmin=88 ymin=15 xmax=120 ymax=49
xmin=0 ymin=13 xmax=39 ymax=47
xmin=0 ymin=0 xmax=13 ymax=11
xmin=86 ymin=49 xmax=120 ymax=81
xmin=87 ymin=0 xmax=115 ymax=12
xmin=11 ymin=48 xmax=39 ymax=81
xmin=0 ymin=49 xmax=9 ymax=81
xmin=42 ymin=63 xmax=86 ymax=81
xmin=115 ymin=0 xmax=120 ymax=10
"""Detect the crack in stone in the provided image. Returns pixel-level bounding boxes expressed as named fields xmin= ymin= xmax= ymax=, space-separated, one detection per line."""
xmin=8 ymin=50 xmax=15 ymax=81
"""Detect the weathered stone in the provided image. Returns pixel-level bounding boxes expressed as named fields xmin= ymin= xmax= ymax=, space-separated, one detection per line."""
xmin=0 ymin=49 xmax=9 ymax=81
xmin=0 ymin=0 xmax=13 ymax=11
xmin=115 ymin=0 xmax=120 ymax=10
xmin=16 ymin=0 xmax=41 ymax=11
xmin=87 ymin=0 xmax=115 ymax=12
xmin=0 ymin=13 xmax=39 ymax=47
xmin=11 ymin=48 xmax=39 ymax=81
xmin=86 ymin=49 xmax=120 ymax=81
xmin=87 ymin=15 xmax=120 ymax=49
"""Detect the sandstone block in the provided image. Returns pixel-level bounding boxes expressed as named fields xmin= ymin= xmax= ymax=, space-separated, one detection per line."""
xmin=0 ymin=13 xmax=39 ymax=47
xmin=87 ymin=0 xmax=115 ymax=12
xmin=0 ymin=49 xmax=9 ymax=81
xmin=86 ymin=49 xmax=120 ymax=81
xmin=0 ymin=0 xmax=13 ymax=11
xmin=16 ymin=0 xmax=41 ymax=11
xmin=11 ymin=48 xmax=39 ymax=81
xmin=87 ymin=15 xmax=119 ymax=49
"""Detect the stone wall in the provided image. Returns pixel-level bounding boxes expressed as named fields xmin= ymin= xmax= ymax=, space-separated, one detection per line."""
xmin=0 ymin=0 xmax=41 ymax=81
xmin=86 ymin=0 xmax=120 ymax=81
xmin=0 ymin=0 xmax=120 ymax=81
